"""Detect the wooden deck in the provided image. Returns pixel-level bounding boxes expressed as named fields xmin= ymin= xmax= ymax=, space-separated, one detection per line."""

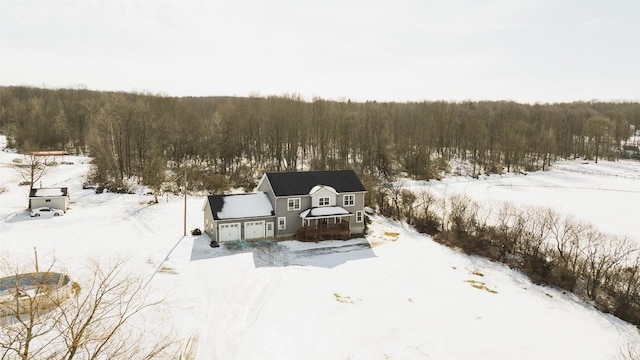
xmin=295 ymin=221 xmax=351 ymax=241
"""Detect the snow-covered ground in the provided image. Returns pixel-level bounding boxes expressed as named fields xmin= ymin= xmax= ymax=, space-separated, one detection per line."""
xmin=401 ymin=160 xmax=640 ymax=245
xmin=1 ymin=135 xmax=639 ymax=359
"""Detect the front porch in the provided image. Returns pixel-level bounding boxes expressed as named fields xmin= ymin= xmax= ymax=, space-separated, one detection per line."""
xmin=295 ymin=219 xmax=351 ymax=241
xmin=296 ymin=207 xmax=353 ymax=241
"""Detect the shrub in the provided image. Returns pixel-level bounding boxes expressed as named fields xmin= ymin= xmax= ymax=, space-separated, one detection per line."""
xmin=230 ymin=164 xmax=257 ymax=190
xmin=549 ymin=264 xmax=578 ymax=291
xmin=613 ymin=295 xmax=640 ymax=329
xmin=430 ymin=196 xmax=640 ymax=327
xmin=412 ymin=216 xmax=440 ymax=236
xmin=520 ymin=253 xmax=553 ymax=285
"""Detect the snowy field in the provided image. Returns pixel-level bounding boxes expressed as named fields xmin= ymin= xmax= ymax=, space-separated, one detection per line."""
xmin=1 ymin=134 xmax=639 ymax=359
xmin=402 ymin=160 xmax=640 ymax=245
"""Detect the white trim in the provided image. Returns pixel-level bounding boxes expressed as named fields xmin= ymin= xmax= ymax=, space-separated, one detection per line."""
xmin=343 ymin=194 xmax=355 ymax=206
xmin=288 ymin=197 xmax=301 ymax=211
xmin=278 ymin=217 xmax=286 ymax=230
xmin=255 ymin=173 xmax=269 ymax=192
xmin=244 ymin=221 xmax=266 ymax=240
xmin=266 ymin=222 xmax=275 ymax=237
xmin=309 ymin=185 xmax=338 ymax=195
xmin=218 ymin=222 xmax=241 ymax=241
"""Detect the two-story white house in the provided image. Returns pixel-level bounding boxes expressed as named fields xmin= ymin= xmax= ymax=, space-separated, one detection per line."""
xmin=203 ymin=170 xmax=367 ymax=242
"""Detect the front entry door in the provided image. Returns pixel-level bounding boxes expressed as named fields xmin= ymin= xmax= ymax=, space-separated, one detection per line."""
xmin=266 ymin=222 xmax=274 ymax=238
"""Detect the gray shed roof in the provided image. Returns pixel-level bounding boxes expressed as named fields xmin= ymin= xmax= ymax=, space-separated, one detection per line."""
xmin=29 ymin=187 xmax=68 ymax=198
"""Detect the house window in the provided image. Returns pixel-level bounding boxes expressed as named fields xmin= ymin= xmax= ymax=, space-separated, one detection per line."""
xmin=319 ymin=197 xmax=330 ymax=206
xmin=288 ymin=198 xmax=301 ymax=211
xmin=278 ymin=217 xmax=286 ymax=230
xmin=343 ymin=194 xmax=355 ymax=206
xmin=356 ymin=211 xmax=363 ymax=223
xmin=45 ymin=199 xmax=51 ymax=203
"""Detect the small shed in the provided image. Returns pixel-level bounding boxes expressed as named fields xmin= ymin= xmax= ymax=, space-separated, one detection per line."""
xmin=29 ymin=188 xmax=69 ymax=212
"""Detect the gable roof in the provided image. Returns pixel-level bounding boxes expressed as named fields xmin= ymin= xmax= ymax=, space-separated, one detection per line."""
xmin=207 ymin=192 xmax=274 ymax=220
xmin=265 ymin=170 xmax=366 ymax=197
xmin=29 ymin=187 xmax=68 ymax=198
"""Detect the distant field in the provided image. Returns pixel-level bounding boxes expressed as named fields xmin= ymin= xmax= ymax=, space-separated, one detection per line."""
xmin=401 ymin=158 xmax=640 ymax=245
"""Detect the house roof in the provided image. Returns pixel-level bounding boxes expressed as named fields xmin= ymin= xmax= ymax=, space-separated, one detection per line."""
xmin=29 ymin=187 xmax=68 ymax=198
xmin=265 ymin=170 xmax=366 ymax=197
xmin=207 ymin=192 xmax=274 ymax=220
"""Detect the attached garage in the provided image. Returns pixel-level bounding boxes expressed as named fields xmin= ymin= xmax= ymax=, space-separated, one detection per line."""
xmin=244 ymin=221 xmax=265 ymax=240
xmin=203 ymin=192 xmax=275 ymax=242
xmin=218 ymin=223 xmax=241 ymax=241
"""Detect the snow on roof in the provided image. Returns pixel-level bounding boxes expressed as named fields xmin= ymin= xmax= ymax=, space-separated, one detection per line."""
xmin=299 ymin=206 xmax=352 ymax=219
xmin=309 ymin=185 xmax=337 ymax=195
xmin=215 ymin=193 xmax=274 ymax=220
xmin=33 ymin=188 xmax=65 ymax=197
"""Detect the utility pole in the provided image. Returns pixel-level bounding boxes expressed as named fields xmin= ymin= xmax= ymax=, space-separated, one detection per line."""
xmin=34 ymin=247 xmax=39 ymax=272
xmin=183 ymin=169 xmax=187 ymax=237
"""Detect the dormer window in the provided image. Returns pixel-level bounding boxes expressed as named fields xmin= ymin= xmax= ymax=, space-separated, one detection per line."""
xmin=309 ymin=185 xmax=337 ymax=207
xmin=318 ymin=197 xmax=330 ymax=206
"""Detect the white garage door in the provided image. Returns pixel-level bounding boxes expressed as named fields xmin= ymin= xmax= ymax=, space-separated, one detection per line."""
xmin=244 ymin=221 xmax=265 ymax=240
xmin=219 ymin=223 xmax=241 ymax=241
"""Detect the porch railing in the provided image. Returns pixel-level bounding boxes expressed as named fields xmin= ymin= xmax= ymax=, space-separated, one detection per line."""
xmin=296 ymin=220 xmax=350 ymax=241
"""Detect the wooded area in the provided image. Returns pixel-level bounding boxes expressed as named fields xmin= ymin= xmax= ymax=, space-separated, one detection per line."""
xmin=2 ymin=87 xmax=639 ymax=329
xmin=1 ymin=86 xmax=639 ymax=194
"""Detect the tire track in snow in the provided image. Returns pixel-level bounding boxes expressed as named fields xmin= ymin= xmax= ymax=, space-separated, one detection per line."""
xmin=202 ymin=268 xmax=285 ymax=358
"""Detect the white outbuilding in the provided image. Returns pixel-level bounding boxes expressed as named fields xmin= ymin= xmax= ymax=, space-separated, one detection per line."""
xmin=29 ymin=187 xmax=69 ymax=212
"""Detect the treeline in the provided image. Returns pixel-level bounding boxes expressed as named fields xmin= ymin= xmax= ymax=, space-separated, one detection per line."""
xmin=2 ymin=86 xmax=639 ymax=326
xmin=1 ymin=86 xmax=639 ymax=192
xmin=375 ymin=187 xmax=640 ymax=327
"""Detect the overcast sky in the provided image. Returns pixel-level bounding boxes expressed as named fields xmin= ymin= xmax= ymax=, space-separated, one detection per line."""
xmin=1 ymin=0 xmax=639 ymax=103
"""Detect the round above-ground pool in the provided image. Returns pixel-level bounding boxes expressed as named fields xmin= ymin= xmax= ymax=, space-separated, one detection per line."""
xmin=0 ymin=272 xmax=73 ymax=317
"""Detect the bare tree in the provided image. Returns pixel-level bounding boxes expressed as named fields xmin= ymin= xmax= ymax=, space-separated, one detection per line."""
xmin=13 ymin=154 xmax=51 ymax=189
xmin=520 ymin=207 xmax=551 ymax=259
xmin=447 ymin=194 xmax=480 ymax=236
xmin=0 ymin=262 xmax=64 ymax=360
xmin=580 ymin=230 xmax=635 ymax=302
xmin=0 ymin=259 xmax=185 ymax=360
xmin=142 ymin=146 xmax=168 ymax=204
xmin=494 ymin=203 xmax=525 ymax=262
xmin=582 ymin=114 xmax=612 ymax=163
xmin=413 ymin=189 xmax=441 ymax=234
xmin=617 ymin=340 xmax=640 ymax=360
